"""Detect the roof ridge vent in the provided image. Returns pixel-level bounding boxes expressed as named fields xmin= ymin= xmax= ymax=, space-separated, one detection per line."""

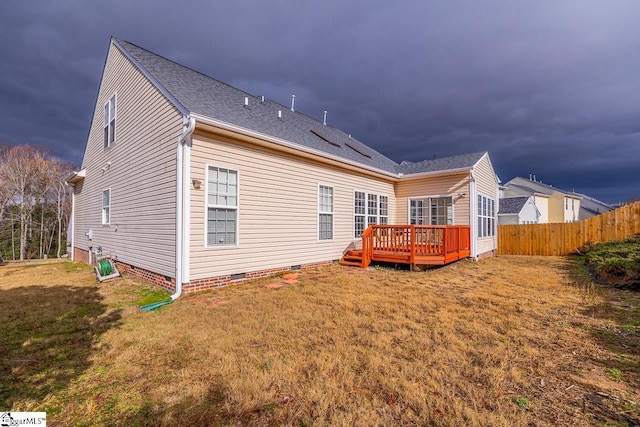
xmin=291 ymin=95 xmax=295 ymax=112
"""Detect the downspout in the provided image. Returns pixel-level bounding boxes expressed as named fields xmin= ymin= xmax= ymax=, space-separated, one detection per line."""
xmin=173 ymin=116 xmax=196 ymax=301
xmin=141 ymin=116 xmax=195 ymax=311
xmin=67 ymin=182 xmax=75 ymax=261
xmin=469 ymin=169 xmax=478 ymax=260
xmin=495 ymin=180 xmax=500 ymax=254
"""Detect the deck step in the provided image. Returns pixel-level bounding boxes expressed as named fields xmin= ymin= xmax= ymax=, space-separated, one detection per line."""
xmin=339 ymin=259 xmax=363 ymax=267
xmin=340 ymin=250 xmax=364 ymax=267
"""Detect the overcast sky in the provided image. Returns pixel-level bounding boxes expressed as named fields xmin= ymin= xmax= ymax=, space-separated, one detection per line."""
xmin=1 ymin=1 xmax=639 ymax=203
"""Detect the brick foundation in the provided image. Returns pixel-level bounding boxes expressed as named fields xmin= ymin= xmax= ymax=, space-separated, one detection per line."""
xmin=476 ymin=249 xmax=496 ymax=259
xmin=113 ymin=261 xmax=176 ymax=293
xmin=182 ymin=260 xmax=334 ymax=293
xmin=73 ymin=246 xmax=333 ymax=294
xmin=74 ymin=248 xmax=90 ymax=264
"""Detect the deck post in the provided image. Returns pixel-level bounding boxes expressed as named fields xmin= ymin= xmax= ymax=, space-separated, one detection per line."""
xmin=410 ymin=225 xmax=416 ymax=266
xmin=442 ymin=227 xmax=447 ymax=258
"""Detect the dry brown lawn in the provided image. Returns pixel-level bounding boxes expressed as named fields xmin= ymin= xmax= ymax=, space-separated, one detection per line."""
xmin=1 ymin=257 xmax=638 ymax=426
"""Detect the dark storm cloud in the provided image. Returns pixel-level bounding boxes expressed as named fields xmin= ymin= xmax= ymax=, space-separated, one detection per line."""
xmin=1 ymin=0 xmax=638 ymax=203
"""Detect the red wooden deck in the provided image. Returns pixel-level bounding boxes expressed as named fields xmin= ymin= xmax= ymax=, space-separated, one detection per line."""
xmin=340 ymin=225 xmax=471 ymax=269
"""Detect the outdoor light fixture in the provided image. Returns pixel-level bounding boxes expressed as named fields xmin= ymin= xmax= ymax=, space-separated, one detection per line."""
xmin=457 ymin=192 xmax=467 ymax=197
xmin=192 ymin=179 xmax=202 ymax=190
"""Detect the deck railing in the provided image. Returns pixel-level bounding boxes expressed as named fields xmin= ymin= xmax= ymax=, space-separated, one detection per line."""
xmin=361 ymin=225 xmax=471 ymax=268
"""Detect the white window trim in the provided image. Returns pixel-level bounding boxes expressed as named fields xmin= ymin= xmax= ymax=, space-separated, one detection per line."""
xmin=102 ymin=188 xmax=111 ymax=225
xmin=407 ymin=194 xmax=454 ymax=225
xmin=318 ymin=183 xmax=334 ymax=242
xmin=104 ymin=93 xmax=116 ymax=149
xmin=353 ymin=190 xmax=390 ymax=239
xmin=204 ymin=164 xmax=240 ymax=249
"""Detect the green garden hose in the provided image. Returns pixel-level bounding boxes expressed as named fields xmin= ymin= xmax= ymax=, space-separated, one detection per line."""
xmin=98 ymin=259 xmax=113 ymax=276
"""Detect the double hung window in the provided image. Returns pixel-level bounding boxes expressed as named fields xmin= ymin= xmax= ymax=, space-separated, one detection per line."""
xmin=102 ymin=189 xmax=110 ymax=225
xmin=477 ymin=195 xmax=495 ymax=237
xmin=318 ymin=185 xmax=334 ymax=240
xmin=207 ymin=166 xmax=238 ymax=246
xmin=104 ymin=94 xmax=116 ymax=148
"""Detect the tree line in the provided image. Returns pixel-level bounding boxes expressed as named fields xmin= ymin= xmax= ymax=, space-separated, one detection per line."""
xmin=0 ymin=143 xmax=74 ymax=260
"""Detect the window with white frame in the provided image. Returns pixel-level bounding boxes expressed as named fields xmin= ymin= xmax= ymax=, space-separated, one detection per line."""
xmin=207 ymin=166 xmax=238 ymax=246
xmin=367 ymin=194 xmax=378 ymax=227
xmin=318 ymin=185 xmax=333 ymax=240
xmin=353 ymin=192 xmax=389 ymax=237
xmin=102 ymin=189 xmax=110 ymax=225
xmin=430 ymin=197 xmax=453 ymax=225
xmin=409 ymin=198 xmax=427 ymax=225
xmin=477 ymin=195 xmax=495 ymax=238
xmin=104 ymin=94 xmax=116 ymax=148
xmin=354 ymin=191 xmax=366 ymax=238
xmin=409 ymin=196 xmax=452 ymax=225
xmin=379 ymin=195 xmax=389 ymax=225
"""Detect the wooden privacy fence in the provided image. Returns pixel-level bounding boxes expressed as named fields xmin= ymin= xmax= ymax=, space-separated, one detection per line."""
xmin=498 ymin=201 xmax=640 ymax=256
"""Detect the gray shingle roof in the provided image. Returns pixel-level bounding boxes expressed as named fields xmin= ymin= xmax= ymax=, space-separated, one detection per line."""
xmin=113 ymin=37 xmax=488 ymax=177
xmin=498 ymin=197 xmax=529 ymax=214
xmin=114 ymin=38 xmax=401 ymax=173
xmin=395 ymin=152 xmax=486 ymax=175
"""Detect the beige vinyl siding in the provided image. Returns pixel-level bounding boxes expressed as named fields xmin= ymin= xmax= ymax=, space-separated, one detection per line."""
xmin=189 ymin=132 xmax=395 ymax=279
xmin=473 ymin=154 xmax=499 ymax=255
xmin=534 ymin=195 xmax=549 ymax=223
xmin=74 ymin=43 xmax=182 ymax=277
xmin=547 ymin=192 xmax=579 ymax=223
xmin=395 ymin=173 xmax=471 ymax=225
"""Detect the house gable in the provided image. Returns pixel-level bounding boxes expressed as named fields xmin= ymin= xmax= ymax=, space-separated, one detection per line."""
xmin=73 ymin=40 xmax=183 ymax=278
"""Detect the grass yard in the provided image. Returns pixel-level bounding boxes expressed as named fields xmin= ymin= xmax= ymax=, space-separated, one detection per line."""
xmin=1 ymin=257 xmax=638 ymax=426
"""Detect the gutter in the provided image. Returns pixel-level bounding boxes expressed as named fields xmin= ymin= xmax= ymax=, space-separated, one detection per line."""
xmin=190 ymin=113 xmax=400 ymax=180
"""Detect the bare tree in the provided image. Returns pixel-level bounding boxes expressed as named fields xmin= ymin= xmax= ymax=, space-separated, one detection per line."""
xmin=0 ymin=145 xmax=48 ymax=260
xmin=50 ymin=160 xmax=73 ymax=257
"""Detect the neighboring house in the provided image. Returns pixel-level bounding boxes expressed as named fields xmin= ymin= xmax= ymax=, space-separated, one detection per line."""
xmin=498 ymin=196 xmax=540 ymax=225
xmin=67 ymin=37 xmax=499 ymax=295
xmin=501 ymin=177 xmax=583 ymax=223
xmin=570 ymin=192 xmax=614 ymax=221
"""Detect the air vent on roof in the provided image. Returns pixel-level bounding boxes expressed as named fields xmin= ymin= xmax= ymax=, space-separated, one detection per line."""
xmin=310 ymin=129 xmax=341 ymax=147
xmin=345 ymin=142 xmax=372 ymax=158
xmin=323 ymin=111 xmax=327 ymax=125
xmin=291 ymin=95 xmax=295 ymax=111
